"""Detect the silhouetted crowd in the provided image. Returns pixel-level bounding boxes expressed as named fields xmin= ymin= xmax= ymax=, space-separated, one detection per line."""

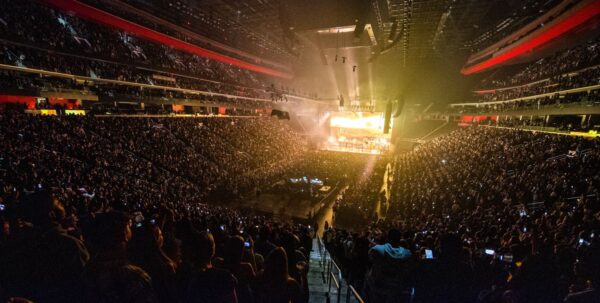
xmin=325 ymin=127 xmax=600 ymax=303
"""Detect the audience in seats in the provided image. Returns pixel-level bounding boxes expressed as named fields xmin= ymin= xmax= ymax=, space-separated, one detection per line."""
xmin=327 ymin=126 xmax=600 ymax=303
xmin=0 ymin=0 xmax=315 ymax=106
xmin=467 ymin=37 xmax=600 ymax=111
xmin=0 ymin=111 xmax=313 ymax=302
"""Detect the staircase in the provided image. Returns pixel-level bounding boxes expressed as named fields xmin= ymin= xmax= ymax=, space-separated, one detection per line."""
xmin=307 ymin=238 xmax=362 ymax=303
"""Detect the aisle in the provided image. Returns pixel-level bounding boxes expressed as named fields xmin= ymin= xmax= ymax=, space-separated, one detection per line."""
xmin=307 ymin=240 xmax=330 ymax=303
xmin=307 ymin=238 xmax=358 ymax=303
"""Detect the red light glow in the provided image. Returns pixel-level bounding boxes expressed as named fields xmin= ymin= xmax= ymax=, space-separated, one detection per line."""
xmin=42 ymin=0 xmax=293 ymax=79
xmin=462 ymin=0 xmax=600 ymax=75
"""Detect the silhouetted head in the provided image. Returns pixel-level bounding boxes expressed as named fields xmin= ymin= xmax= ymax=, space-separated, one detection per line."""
xmin=183 ymin=231 xmax=215 ymax=267
xmin=20 ymin=191 xmax=65 ymax=227
xmin=387 ymin=229 xmax=402 ymax=247
xmin=440 ymin=233 xmax=462 ymax=258
xmin=85 ymin=211 xmax=131 ymax=254
xmin=264 ymin=247 xmax=289 ymax=284
xmin=223 ymin=235 xmax=245 ymax=265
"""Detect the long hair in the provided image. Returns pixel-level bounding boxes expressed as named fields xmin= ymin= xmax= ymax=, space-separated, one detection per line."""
xmin=128 ymin=223 xmax=174 ymax=272
xmin=263 ymin=247 xmax=290 ymax=285
xmin=223 ymin=235 xmax=245 ymax=266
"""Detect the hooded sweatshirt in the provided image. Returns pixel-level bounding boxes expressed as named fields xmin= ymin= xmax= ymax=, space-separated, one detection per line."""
xmin=366 ymin=243 xmax=413 ymax=295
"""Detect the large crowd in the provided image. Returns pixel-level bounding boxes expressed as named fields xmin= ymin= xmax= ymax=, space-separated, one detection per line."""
xmin=0 ymin=0 xmax=309 ymax=106
xmin=469 ymin=37 xmax=600 ymax=110
xmin=77 ymin=0 xmax=296 ymax=73
xmin=455 ymin=89 xmax=600 ymax=114
xmin=3 ymin=1 xmax=600 ymax=303
xmin=0 ymin=112 xmax=306 ymax=205
xmin=325 ymin=126 xmax=600 ymax=303
xmin=478 ymin=67 xmax=600 ymax=103
xmin=1 ymin=110 xmax=600 ymax=303
xmin=481 ymin=37 xmax=600 ymax=89
xmin=331 ymin=155 xmax=390 ymax=226
xmin=0 ymin=111 xmax=315 ymax=303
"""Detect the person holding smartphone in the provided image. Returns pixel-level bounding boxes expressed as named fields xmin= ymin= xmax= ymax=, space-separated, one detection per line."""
xmin=219 ymin=236 xmax=256 ymax=303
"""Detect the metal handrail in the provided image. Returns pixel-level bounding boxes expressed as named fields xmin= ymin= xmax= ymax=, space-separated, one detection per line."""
xmin=319 ymin=237 xmax=366 ymax=303
xmin=348 ymin=285 xmax=365 ymax=303
xmin=330 ymin=272 xmax=340 ymax=289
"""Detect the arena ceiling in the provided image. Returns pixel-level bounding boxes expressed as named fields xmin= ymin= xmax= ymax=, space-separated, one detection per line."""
xmin=115 ymin=0 xmax=562 ymax=67
xmin=373 ymin=0 xmax=562 ymax=65
xmin=88 ymin=0 xmax=569 ymax=104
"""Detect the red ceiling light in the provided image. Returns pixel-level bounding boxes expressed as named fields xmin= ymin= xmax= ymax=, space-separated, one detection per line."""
xmin=42 ymin=0 xmax=293 ymax=79
xmin=462 ymin=0 xmax=600 ymax=75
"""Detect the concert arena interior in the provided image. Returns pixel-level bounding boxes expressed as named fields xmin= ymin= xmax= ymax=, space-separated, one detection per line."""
xmin=1 ymin=0 xmax=600 ymax=302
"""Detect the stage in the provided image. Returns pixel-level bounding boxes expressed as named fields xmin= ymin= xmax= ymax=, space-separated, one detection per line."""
xmin=320 ymin=111 xmax=392 ymax=155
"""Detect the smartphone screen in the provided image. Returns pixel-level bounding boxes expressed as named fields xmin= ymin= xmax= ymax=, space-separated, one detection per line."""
xmin=244 ymin=241 xmax=251 ymax=248
xmin=485 ymin=249 xmax=495 ymax=256
xmin=425 ymin=249 xmax=433 ymax=259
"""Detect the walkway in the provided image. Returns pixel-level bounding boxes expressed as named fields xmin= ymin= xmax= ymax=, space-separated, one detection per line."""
xmin=307 ymin=238 xmax=362 ymax=303
xmin=308 ymin=239 xmax=330 ymax=303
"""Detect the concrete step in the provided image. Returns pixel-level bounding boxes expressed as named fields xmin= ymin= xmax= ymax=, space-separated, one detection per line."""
xmin=307 ymin=238 xmax=364 ymax=303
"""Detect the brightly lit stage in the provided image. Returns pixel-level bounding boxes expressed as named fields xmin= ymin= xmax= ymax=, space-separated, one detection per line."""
xmin=321 ymin=111 xmax=391 ymax=155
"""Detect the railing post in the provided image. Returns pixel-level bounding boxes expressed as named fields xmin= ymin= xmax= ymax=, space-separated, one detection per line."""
xmin=327 ymin=259 xmax=332 ymax=285
xmin=346 ymin=285 xmax=351 ymax=303
xmin=328 ymin=264 xmax=332 ymax=293
xmin=322 ymin=240 xmax=366 ymax=303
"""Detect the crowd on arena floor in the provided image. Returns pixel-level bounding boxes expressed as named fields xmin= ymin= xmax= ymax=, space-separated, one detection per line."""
xmin=332 ymin=156 xmax=390 ymax=226
xmin=324 ymin=126 xmax=600 ymax=303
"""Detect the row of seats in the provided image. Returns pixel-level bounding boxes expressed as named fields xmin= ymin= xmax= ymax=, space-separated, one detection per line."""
xmin=328 ymin=126 xmax=600 ymax=303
